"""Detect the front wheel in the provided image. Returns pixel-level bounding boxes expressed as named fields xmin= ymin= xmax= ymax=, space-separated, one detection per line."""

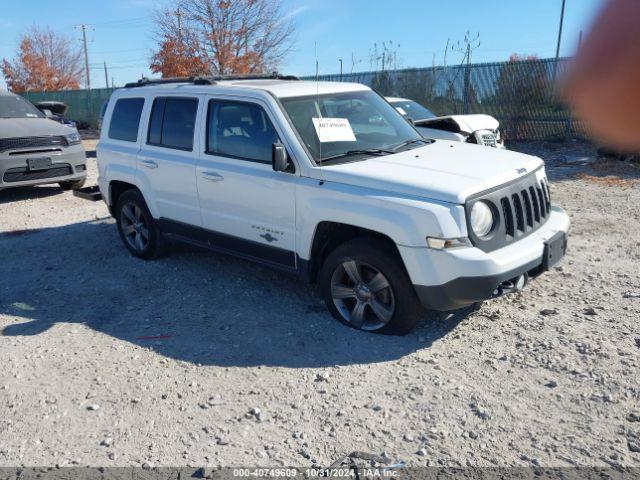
xmin=318 ymin=238 xmax=423 ymax=335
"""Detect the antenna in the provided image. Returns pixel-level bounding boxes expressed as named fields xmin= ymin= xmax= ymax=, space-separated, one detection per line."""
xmin=315 ymin=43 xmax=324 ymax=186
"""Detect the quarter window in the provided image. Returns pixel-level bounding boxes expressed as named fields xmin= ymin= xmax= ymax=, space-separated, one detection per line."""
xmin=207 ymin=100 xmax=279 ymax=163
xmin=147 ymin=97 xmax=198 ymax=151
xmin=108 ymin=98 xmax=144 ymax=142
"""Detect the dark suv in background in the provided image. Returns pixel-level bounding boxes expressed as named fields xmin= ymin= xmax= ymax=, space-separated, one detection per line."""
xmin=0 ymin=91 xmax=86 ymax=192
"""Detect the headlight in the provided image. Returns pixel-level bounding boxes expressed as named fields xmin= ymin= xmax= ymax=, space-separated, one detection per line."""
xmin=64 ymin=131 xmax=81 ymax=145
xmin=470 ymin=201 xmax=494 ymax=237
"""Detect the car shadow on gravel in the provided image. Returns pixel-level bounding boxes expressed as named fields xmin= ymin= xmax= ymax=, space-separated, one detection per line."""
xmin=0 ymin=219 xmax=469 ymax=368
xmin=0 ymin=186 xmax=64 ymax=205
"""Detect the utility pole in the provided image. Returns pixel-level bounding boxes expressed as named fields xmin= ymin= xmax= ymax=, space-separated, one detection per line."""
xmin=338 ymin=59 xmax=343 ymax=81
xmin=176 ymin=8 xmax=183 ymax=42
xmin=552 ymin=0 xmax=567 ymax=83
xmin=103 ymin=61 xmax=109 ymax=89
xmin=452 ymin=32 xmax=480 ymax=114
xmin=578 ymin=29 xmax=583 ymax=51
xmin=79 ymin=24 xmax=91 ymax=90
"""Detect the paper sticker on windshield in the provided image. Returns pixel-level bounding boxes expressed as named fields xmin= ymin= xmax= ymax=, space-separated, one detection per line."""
xmin=395 ymin=107 xmax=407 ymax=116
xmin=312 ymin=118 xmax=356 ymax=142
xmin=26 ymin=113 xmax=38 ymax=117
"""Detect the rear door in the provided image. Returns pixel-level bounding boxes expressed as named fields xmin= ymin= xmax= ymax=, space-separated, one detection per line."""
xmin=135 ymin=95 xmax=202 ymax=226
xmin=195 ymin=96 xmax=297 ymax=269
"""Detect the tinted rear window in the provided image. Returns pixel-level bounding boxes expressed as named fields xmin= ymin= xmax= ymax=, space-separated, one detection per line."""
xmin=147 ymin=97 xmax=198 ymax=151
xmin=108 ymin=98 xmax=144 ymax=142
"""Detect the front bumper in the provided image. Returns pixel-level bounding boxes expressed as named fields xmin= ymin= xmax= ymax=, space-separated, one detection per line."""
xmin=0 ymin=144 xmax=87 ymax=189
xmin=400 ymin=206 xmax=570 ymax=311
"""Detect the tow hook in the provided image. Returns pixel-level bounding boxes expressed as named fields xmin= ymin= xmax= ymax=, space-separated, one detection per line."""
xmin=493 ymin=273 xmax=528 ymax=296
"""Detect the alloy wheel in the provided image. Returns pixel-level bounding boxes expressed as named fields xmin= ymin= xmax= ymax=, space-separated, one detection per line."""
xmin=330 ymin=260 xmax=396 ymax=330
xmin=120 ymin=203 xmax=150 ymax=253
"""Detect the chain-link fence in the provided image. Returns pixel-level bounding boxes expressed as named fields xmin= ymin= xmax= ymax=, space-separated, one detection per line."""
xmin=309 ymin=57 xmax=585 ymax=142
xmin=22 ymin=88 xmax=114 ymax=129
xmin=18 ymin=57 xmax=582 ymax=140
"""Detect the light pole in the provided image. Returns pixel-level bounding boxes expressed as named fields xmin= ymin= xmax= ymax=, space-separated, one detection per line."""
xmin=339 ymin=59 xmax=343 ymax=81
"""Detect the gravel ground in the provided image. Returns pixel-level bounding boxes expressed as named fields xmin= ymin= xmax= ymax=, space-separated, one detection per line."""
xmin=0 ymin=139 xmax=639 ymax=469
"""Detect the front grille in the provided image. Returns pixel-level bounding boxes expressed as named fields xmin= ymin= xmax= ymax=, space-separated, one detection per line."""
xmin=481 ymin=133 xmax=497 ymax=147
xmin=466 ymin=170 xmax=552 ymax=252
xmin=0 ymin=136 xmax=68 ymax=152
xmin=3 ymin=164 xmax=73 ymax=183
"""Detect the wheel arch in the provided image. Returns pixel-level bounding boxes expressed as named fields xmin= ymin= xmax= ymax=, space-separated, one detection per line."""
xmin=108 ymin=180 xmax=159 ymax=219
xmin=305 ymin=221 xmax=404 ymax=284
xmin=108 ymin=180 xmax=138 ymax=213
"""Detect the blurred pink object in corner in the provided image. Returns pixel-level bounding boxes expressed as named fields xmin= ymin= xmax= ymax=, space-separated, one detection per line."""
xmin=563 ymin=0 xmax=640 ymax=150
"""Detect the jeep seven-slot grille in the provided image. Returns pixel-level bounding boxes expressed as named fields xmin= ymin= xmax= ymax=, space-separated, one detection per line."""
xmin=3 ymin=164 xmax=73 ymax=183
xmin=466 ymin=171 xmax=552 ymax=252
xmin=0 ymin=136 xmax=68 ymax=152
xmin=503 ymin=179 xmax=551 ymax=236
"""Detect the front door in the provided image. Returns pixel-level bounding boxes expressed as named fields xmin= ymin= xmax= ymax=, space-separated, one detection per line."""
xmin=195 ymin=97 xmax=297 ymax=269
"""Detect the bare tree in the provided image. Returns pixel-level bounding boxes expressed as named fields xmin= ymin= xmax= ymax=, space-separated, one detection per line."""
xmin=2 ymin=26 xmax=83 ymax=92
xmin=151 ymin=0 xmax=295 ymax=76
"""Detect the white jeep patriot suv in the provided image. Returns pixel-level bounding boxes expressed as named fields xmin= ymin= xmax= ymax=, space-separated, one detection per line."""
xmin=97 ymin=75 xmax=569 ymax=335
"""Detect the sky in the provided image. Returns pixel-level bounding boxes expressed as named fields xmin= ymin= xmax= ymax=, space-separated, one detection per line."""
xmin=0 ymin=0 xmax=606 ymax=90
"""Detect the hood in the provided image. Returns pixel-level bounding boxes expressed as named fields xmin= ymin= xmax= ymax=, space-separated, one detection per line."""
xmin=313 ymin=140 xmax=543 ymax=204
xmin=415 ymin=114 xmax=499 ymax=135
xmin=0 ymin=117 xmax=76 ymax=138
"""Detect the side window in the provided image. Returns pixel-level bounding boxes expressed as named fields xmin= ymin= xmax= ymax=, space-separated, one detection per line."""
xmin=108 ymin=98 xmax=144 ymax=142
xmin=147 ymin=97 xmax=198 ymax=151
xmin=207 ymin=100 xmax=279 ymax=163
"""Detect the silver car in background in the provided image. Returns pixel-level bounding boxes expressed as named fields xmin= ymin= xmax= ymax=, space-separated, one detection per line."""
xmin=386 ymin=96 xmax=505 ymax=148
xmin=0 ymin=91 xmax=86 ymax=192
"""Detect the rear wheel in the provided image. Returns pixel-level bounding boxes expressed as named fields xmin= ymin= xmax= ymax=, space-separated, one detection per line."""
xmin=59 ymin=179 xmax=86 ymax=190
xmin=115 ymin=189 xmax=164 ymax=259
xmin=318 ymin=238 xmax=423 ymax=335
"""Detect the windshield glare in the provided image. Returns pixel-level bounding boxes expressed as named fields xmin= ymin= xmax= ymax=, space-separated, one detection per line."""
xmin=0 ymin=94 xmax=45 ymax=119
xmin=281 ymin=91 xmax=423 ymax=163
xmin=391 ymin=100 xmax=436 ymax=121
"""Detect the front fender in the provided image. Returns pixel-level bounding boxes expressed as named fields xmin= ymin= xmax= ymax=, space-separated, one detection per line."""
xmin=296 ymin=179 xmax=466 ymax=259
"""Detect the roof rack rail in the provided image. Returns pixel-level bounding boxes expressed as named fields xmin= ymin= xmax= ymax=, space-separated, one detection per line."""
xmin=124 ymin=72 xmax=299 ymax=88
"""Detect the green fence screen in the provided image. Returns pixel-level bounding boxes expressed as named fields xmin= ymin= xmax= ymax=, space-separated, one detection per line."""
xmin=22 ymin=88 xmax=115 ymax=129
xmin=19 ymin=57 xmax=581 ymax=140
xmin=305 ymin=57 xmax=584 ymax=141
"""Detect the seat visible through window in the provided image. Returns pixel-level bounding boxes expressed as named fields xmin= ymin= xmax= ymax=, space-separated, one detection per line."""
xmin=208 ymin=101 xmax=279 ymax=163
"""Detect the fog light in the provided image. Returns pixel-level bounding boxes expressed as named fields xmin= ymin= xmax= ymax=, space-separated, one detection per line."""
xmin=427 ymin=237 xmax=471 ymax=249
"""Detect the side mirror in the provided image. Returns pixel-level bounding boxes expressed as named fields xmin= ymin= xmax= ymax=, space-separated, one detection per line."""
xmin=272 ymin=142 xmax=292 ymax=172
xmin=42 ymin=109 xmax=54 ymax=118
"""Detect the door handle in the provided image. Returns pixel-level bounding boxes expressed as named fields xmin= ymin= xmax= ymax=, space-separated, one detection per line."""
xmin=141 ymin=159 xmax=158 ymax=169
xmin=201 ymin=171 xmax=224 ymax=182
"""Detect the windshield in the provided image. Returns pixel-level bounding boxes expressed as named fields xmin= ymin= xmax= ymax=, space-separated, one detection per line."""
xmin=390 ymin=100 xmax=436 ymax=121
xmin=0 ymin=94 xmax=45 ymax=119
xmin=280 ymin=90 xmax=424 ymax=164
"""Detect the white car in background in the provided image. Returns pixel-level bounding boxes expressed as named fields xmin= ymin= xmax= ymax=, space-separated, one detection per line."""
xmin=386 ymin=97 xmax=505 ymax=148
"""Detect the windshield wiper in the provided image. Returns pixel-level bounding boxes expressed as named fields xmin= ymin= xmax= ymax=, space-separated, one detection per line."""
xmin=320 ymin=149 xmax=394 ymax=163
xmin=392 ymin=138 xmax=428 ymax=151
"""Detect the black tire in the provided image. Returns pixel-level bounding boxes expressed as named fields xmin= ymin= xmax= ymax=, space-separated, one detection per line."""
xmin=318 ymin=238 xmax=423 ymax=335
xmin=115 ymin=189 xmax=165 ymax=260
xmin=59 ymin=178 xmax=86 ymax=190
